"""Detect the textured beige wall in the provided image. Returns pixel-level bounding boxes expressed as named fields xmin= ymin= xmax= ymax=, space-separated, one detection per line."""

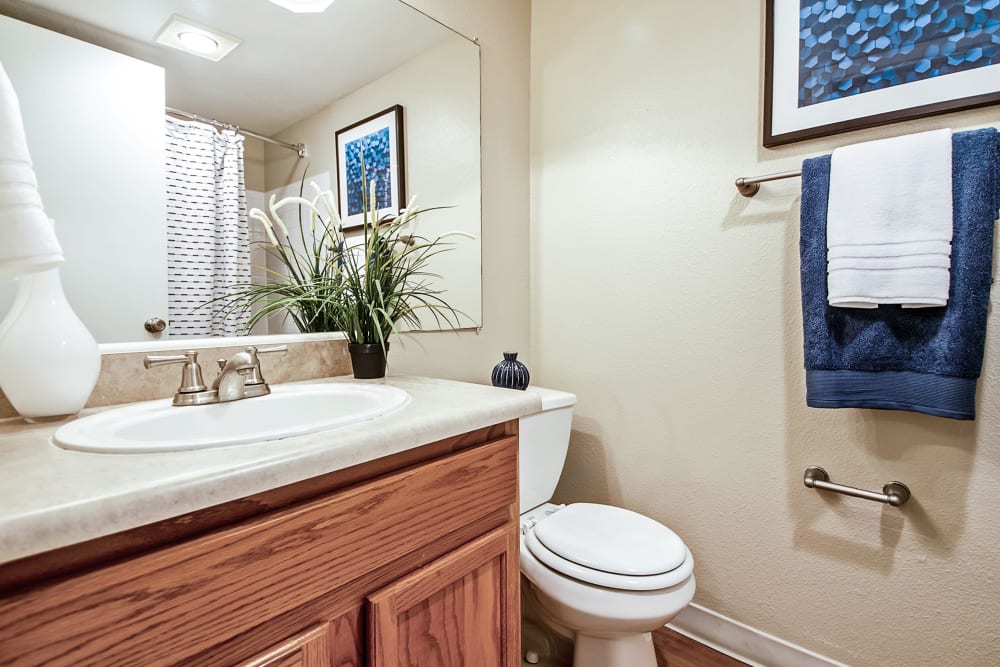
xmin=243 ymin=137 xmax=267 ymax=194
xmin=531 ymin=2 xmax=1000 ymax=666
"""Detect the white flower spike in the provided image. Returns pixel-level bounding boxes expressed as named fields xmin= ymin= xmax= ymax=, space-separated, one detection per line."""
xmin=266 ymin=194 xmax=290 ymax=237
xmin=248 ymin=208 xmax=280 ymax=246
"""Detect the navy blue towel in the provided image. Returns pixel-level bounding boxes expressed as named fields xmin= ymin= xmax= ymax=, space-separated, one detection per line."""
xmin=799 ymin=128 xmax=999 ymax=420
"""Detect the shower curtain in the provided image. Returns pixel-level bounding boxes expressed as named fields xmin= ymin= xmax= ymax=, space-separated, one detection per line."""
xmin=164 ymin=116 xmax=250 ymax=337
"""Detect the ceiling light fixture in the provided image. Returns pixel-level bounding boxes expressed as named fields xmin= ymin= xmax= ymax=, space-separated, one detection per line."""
xmin=268 ymin=0 xmax=336 ymax=13
xmin=154 ymin=16 xmax=241 ymax=62
xmin=176 ymin=31 xmax=219 ymax=55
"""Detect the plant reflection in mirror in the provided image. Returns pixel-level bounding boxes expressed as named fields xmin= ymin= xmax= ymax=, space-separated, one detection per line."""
xmin=219 ymin=168 xmax=471 ymax=353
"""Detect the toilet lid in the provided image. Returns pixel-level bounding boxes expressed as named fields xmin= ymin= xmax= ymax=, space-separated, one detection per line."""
xmin=524 ymin=529 xmax=693 ymax=591
xmin=532 ymin=503 xmax=688 ymax=577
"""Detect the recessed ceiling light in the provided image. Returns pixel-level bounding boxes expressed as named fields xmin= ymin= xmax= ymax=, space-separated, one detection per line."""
xmin=176 ymin=31 xmax=219 ymax=55
xmin=154 ymin=15 xmax=241 ymax=62
xmin=269 ymin=0 xmax=336 ymax=13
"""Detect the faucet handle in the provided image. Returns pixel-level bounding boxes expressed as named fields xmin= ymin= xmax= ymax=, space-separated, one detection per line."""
xmin=143 ymin=350 xmax=208 ymax=393
xmin=243 ymin=345 xmax=287 ymax=387
xmin=250 ymin=345 xmax=288 ymax=358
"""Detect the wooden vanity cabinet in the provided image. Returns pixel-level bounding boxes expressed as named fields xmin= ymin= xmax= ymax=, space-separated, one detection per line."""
xmin=0 ymin=423 xmax=520 ymax=667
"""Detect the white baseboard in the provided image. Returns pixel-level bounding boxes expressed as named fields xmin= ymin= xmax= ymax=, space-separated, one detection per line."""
xmin=667 ymin=603 xmax=848 ymax=667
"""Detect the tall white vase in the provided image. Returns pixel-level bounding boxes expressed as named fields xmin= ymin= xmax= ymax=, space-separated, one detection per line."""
xmin=0 ymin=267 xmax=100 ymax=421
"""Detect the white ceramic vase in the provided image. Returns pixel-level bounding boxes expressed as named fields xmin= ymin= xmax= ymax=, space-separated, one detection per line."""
xmin=0 ymin=267 xmax=100 ymax=421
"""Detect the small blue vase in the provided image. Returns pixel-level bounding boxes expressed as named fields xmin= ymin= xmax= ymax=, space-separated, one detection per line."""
xmin=492 ymin=352 xmax=530 ymax=390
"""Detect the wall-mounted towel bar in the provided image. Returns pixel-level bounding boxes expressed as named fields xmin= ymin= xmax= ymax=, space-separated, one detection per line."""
xmin=803 ymin=466 xmax=911 ymax=507
xmin=735 ymin=169 xmax=802 ymax=197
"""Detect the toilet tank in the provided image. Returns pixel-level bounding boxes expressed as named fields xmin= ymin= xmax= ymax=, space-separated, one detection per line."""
xmin=519 ymin=387 xmax=577 ymax=514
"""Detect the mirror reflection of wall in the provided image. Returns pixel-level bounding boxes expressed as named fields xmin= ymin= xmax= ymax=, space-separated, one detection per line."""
xmin=0 ymin=0 xmax=481 ymax=344
xmin=0 ymin=13 xmax=166 ymax=343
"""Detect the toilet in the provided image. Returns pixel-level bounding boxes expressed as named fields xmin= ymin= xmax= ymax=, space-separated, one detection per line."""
xmin=519 ymin=387 xmax=695 ymax=667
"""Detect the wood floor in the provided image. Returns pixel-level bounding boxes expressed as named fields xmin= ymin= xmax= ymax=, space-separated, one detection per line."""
xmin=654 ymin=627 xmax=750 ymax=667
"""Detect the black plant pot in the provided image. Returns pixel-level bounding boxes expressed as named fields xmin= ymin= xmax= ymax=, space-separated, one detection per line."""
xmin=349 ymin=342 xmax=389 ymax=379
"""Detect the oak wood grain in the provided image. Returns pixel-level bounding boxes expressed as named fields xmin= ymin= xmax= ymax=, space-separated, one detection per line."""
xmin=368 ymin=526 xmax=519 ymax=667
xmin=328 ymin=608 xmax=364 ymax=667
xmin=239 ymin=624 xmax=331 ymax=667
xmin=0 ymin=436 xmax=517 ymax=666
xmin=184 ymin=509 xmax=511 ymax=667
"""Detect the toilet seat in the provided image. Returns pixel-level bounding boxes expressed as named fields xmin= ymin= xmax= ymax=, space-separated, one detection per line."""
xmin=524 ymin=503 xmax=694 ymax=592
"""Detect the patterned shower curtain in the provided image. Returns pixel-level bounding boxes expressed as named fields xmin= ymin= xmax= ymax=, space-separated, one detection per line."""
xmin=164 ymin=116 xmax=250 ymax=337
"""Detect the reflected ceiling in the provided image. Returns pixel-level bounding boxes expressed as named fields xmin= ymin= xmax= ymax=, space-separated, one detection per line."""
xmin=0 ymin=0 xmax=448 ymax=134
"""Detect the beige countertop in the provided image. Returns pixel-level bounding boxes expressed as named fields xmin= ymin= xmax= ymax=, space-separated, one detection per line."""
xmin=0 ymin=375 xmax=541 ymax=565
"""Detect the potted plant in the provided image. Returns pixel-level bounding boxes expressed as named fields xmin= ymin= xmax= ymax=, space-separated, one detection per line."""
xmin=223 ymin=176 xmax=469 ymax=379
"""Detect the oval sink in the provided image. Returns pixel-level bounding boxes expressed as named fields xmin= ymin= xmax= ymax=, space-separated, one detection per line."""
xmin=53 ymin=383 xmax=410 ymax=454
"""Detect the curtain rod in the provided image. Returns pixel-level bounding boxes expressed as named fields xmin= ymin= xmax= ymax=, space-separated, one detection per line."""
xmin=166 ymin=107 xmax=307 ymax=158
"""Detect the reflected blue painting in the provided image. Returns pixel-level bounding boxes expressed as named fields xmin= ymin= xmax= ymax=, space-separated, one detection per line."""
xmin=345 ymin=128 xmax=393 ymax=216
xmin=799 ymin=0 xmax=1000 ymax=108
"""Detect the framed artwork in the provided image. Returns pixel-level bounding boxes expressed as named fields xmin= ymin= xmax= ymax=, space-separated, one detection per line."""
xmin=764 ymin=0 xmax=1000 ymax=147
xmin=335 ymin=105 xmax=406 ymax=229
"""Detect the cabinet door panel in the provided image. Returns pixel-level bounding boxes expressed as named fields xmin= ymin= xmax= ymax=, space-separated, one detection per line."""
xmin=328 ymin=607 xmax=364 ymax=667
xmin=239 ymin=624 xmax=331 ymax=667
xmin=368 ymin=527 xmax=519 ymax=667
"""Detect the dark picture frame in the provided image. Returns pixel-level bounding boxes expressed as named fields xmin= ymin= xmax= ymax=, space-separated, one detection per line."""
xmin=335 ymin=105 xmax=406 ymax=229
xmin=764 ymin=0 xmax=1000 ymax=147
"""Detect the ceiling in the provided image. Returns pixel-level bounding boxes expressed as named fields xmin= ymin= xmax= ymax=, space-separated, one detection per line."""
xmin=0 ymin=0 xmax=454 ymax=134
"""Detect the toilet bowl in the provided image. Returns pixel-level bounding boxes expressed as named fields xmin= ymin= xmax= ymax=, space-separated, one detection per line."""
xmin=518 ymin=389 xmax=695 ymax=667
xmin=519 ymin=502 xmax=695 ymax=667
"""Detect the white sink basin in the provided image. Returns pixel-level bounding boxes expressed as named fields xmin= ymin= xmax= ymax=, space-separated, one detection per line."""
xmin=53 ymin=383 xmax=410 ymax=454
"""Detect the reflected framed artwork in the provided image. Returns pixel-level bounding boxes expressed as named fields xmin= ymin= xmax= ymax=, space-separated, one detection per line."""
xmin=764 ymin=0 xmax=1000 ymax=147
xmin=335 ymin=105 xmax=406 ymax=229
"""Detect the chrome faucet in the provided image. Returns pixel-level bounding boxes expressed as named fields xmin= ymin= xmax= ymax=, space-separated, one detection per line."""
xmin=144 ymin=345 xmax=288 ymax=406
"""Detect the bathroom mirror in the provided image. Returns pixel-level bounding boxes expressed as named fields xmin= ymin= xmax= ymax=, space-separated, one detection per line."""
xmin=0 ymin=0 xmax=481 ymax=344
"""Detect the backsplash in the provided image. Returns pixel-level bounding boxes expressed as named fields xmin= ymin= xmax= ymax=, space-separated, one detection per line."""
xmin=0 ymin=338 xmax=352 ymax=420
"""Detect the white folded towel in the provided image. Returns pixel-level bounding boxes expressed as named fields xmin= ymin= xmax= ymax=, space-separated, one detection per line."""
xmin=827 ymin=254 xmax=952 ymax=272
xmin=827 ymin=239 xmax=951 ymax=260
xmin=0 ymin=61 xmax=63 ymax=278
xmin=828 ymin=266 xmax=950 ymax=309
xmin=826 ymin=128 xmax=953 ymax=308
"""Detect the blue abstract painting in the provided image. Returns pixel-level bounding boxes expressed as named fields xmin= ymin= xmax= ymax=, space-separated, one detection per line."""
xmin=799 ymin=0 xmax=1000 ymax=108
xmin=345 ymin=127 xmax=393 ymax=216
